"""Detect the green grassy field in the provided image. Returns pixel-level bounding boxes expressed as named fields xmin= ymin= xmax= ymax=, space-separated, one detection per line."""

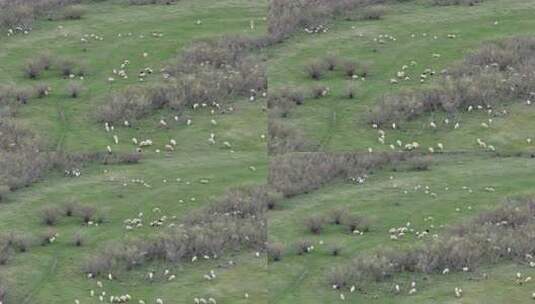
xmin=268 ymin=154 xmax=535 ymax=303
xmin=3 ymin=0 xmax=535 ymax=303
xmin=268 ymin=0 xmax=535 ymax=154
xmin=266 ymin=0 xmax=535 ymax=303
xmin=0 ymin=0 xmax=268 ymax=303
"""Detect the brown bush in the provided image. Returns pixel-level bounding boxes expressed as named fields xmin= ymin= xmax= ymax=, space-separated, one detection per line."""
xmin=76 ymin=205 xmax=96 ymax=223
xmin=267 ymin=242 xmax=284 ymax=262
xmin=329 ymin=208 xmax=348 ymax=225
xmin=304 ymin=61 xmax=327 ymax=80
xmin=34 ymin=83 xmax=50 ymax=98
xmin=295 ymin=239 xmax=313 ymax=255
xmin=127 ymin=0 xmax=178 ymax=5
xmin=269 ymin=152 xmax=409 ymax=197
xmin=331 ymin=197 xmax=535 ymax=290
xmin=304 ymin=215 xmax=325 ymax=234
xmin=356 ymin=5 xmax=386 ymax=20
xmin=268 ymin=119 xmax=318 ymax=155
xmin=342 ymin=214 xmax=370 ymax=233
xmin=39 ymin=229 xmax=57 ymax=246
xmin=329 ymin=244 xmax=343 ymax=256
xmin=432 ymin=0 xmax=483 ymax=5
xmin=370 ymin=37 xmax=535 ymax=127
xmin=310 ymin=85 xmax=329 ymax=99
xmin=323 ymin=54 xmax=339 ymax=71
xmin=85 ymin=185 xmax=272 ymax=276
xmin=59 ymin=5 xmax=86 ymax=20
xmin=40 ymin=206 xmax=61 ymax=225
xmin=23 ymin=59 xmax=45 ymax=79
xmin=345 ymin=83 xmax=357 ymax=99
xmin=1 ymin=0 xmax=81 ymax=31
xmin=72 ymin=231 xmax=84 ymax=247
xmin=67 ymin=82 xmax=84 ymax=98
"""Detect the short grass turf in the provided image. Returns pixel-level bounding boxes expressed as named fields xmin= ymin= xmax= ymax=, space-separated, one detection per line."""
xmin=268 ymin=0 xmax=535 ymax=154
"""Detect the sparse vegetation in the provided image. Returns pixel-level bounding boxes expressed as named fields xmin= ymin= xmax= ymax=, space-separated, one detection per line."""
xmin=304 ymin=215 xmax=325 ymax=234
xmin=268 ymin=242 xmax=284 ymax=262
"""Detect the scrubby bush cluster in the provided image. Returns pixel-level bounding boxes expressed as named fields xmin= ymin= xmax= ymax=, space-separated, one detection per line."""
xmin=432 ymin=0 xmax=483 ymax=5
xmin=0 ymin=118 xmax=140 ymax=201
xmin=328 ymin=196 xmax=535 ymax=290
xmin=0 ymin=232 xmax=36 ymax=265
xmin=0 ymin=119 xmax=50 ymax=194
xmin=268 ymin=152 xmax=421 ymax=197
xmin=127 ymin=0 xmax=178 ymax=5
xmin=304 ymin=57 xmax=369 ymax=80
xmin=268 ymin=0 xmax=398 ymax=42
xmin=370 ymin=37 xmax=535 ymax=127
xmin=268 ymin=119 xmax=319 ymax=155
xmin=39 ymin=202 xmax=100 ymax=226
xmin=0 ymin=0 xmax=81 ymax=32
xmin=84 ymin=186 xmax=281 ymax=276
xmin=96 ymin=35 xmax=267 ymax=125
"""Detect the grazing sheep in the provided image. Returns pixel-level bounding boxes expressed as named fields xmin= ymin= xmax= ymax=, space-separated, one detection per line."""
xmin=165 ymin=144 xmax=174 ymax=152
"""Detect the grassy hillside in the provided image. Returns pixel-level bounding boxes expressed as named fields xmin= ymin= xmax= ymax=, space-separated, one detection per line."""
xmin=0 ymin=0 xmax=268 ymax=303
xmin=268 ymin=154 xmax=535 ymax=303
xmin=268 ymin=0 xmax=535 ymax=154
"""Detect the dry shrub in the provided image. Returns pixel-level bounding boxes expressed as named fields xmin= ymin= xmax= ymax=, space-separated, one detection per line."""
xmin=310 ymin=85 xmax=329 ymax=99
xmin=67 ymin=82 xmax=84 ymax=98
xmin=267 ymin=242 xmax=284 ymax=262
xmin=85 ymin=186 xmax=275 ymax=276
xmin=268 ymin=152 xmax=411 ymax=197
xmin=6 ymin=232 xmax=34 ymax=253
xmin=304 ymin=61 xmax=327 ymax=80
xmin=323 ymin=54 xmax=340 ymax=71
xmin=62 ymin=200 xmax=79 ymax=216
xmin=370 ymin=37 xmax=535 ymax=127
xmin=268 ymin=88 xmax=306 ymax=118
xmin=329 ymin=244 xmax=343 ymax=256
xmin=72 ymin=231 xmax=84 ymax=246
xmin=342 ymin=60 xmax=369 ymax=78
xmin=58 ymin=59 xmax=86 ymax=78
xmin=95 ymin=87 xmax=152 ymax=123
xmin=23 ymin=59 xmax=45 ymax=79
xmin=304 ymin=215 xmax=325 ymax=234
xmin=331 ymin=197 xmax=535 ymax=290
xmin=97 ymin=35 xmax=267 ymax=124
xmin=0 ymin=277 xmax=6 ymax=303
xmin=355 ymin=5 xmax=386 ymax=20
xmin=342 ymin=214 xmax=370 ymax=233
xmin=0 ymin=0 xmax=81 ymax=31
xmin=127 ymin=0 xmax=178 ymax=5
xmin=329 ymin=208 xmax=348 ymax=225
xmin=267 ymin=0 xmax=393 ymax=42
xmin=295 ymin=239 xmax=313 ymax=255
xmin=34 ymin=83 xmax=50 ymax=98
xmin=432 ymin=0 xmax=483 ymax=5
xmin=59 ymin=5 xmax=86 ymax=20
xmin=268 ymin=119 xmax=318 ymax=155
xmin=345 ymin=82 xmax=357 ymax=99
xmin=40 ymin=206 xmax=61 ymax=225
xmin=0 ymin=119 xmax=50 ymax=192
xmin=76 ymin=205 xmax=96 ymax=223
xmin=39 ymin=229 xmax=57 ymax=246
